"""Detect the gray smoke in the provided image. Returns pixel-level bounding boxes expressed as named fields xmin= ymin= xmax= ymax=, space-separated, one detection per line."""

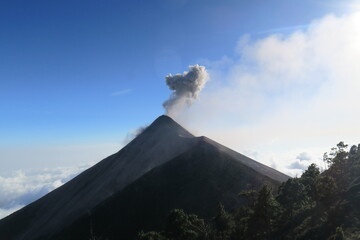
xmin=163 ymin=65 xmax=208 ymax=115
xmin=122 ymin=125 xmax=148 ymax=145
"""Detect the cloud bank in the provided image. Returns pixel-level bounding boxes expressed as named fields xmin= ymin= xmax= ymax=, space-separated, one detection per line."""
xmin=0 ymin=164 xmax=91 ymax=219
xmin=163 ymin=65 xmax=209 ymax=117
xmin=174 ymin=11 xmax=360 ymax=176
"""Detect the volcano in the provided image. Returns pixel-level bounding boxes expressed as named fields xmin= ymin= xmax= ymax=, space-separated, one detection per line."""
xmin=0 ymin=115 xmax=289 ymax=240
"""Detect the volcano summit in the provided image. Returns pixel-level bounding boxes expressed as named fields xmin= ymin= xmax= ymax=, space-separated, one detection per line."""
xmin=0 ymin=115 xmax=289 ymax=240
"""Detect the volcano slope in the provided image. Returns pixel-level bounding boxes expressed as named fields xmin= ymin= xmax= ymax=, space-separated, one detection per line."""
xmin=0 ymin=115 xmax=289 ymax=240
xmin=0 ymin=116 xmax=197 ymax=240
xmin=54 ymin=136 xmax=288 ymax=240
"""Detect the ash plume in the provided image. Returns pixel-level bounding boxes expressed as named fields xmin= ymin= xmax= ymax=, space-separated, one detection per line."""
xmin=122 ymin=125 xmax=148 ymax=145
xmin=163 ymin=65 xmax=208 ymax=115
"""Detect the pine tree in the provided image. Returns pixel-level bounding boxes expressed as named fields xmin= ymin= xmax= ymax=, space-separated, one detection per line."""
xmin=214 ymin=203 xmax=233 ymax=239
xmin=247 ymin=186 xmax=279 ymax=240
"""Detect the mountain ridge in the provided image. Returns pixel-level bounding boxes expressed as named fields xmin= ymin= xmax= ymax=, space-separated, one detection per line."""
xmin=198 ymin=136 xmax=288 ymax=182
xmin=0 ymin=115 xmax=289 ymax=240
xmin=0 ymin=115 xmax=198 ymax=240
xmin=53 ymin=136 xmax=285 ymax=240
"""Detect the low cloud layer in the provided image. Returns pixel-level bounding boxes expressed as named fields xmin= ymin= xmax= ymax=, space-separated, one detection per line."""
xmin=163 ymin=65 xmax=208 ymax=117
xmin=174 ymin=11 xmax=360 ymax=176
xmin=0 ymin=164 xmax=91 ymax=219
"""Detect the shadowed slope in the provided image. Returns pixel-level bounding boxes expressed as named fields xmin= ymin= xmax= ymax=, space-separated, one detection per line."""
xmin=54 ymin=137 xmax=284 ymax=240
xmin=0 ymin=115 xmax=197 ymax=240
xmin=201 ymin=136 xmax=289 ymax=182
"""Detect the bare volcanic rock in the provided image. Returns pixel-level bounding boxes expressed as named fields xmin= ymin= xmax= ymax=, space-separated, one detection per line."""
xmin=0 ymin=115 xmax=289 ymax=240
xmin=54 ymin=137 xmax=288 ymax=240
xmin=0 ymin=115 xmax=197 ymax=240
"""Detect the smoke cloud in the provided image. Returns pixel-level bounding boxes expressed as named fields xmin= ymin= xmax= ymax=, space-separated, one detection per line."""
xmin=122 ymin=125 xmax=148 ymax=145
xmin=163 ymin=65 xmax=208 ymax=116
xmin=174 ymin=11 xmax=360 ymax=176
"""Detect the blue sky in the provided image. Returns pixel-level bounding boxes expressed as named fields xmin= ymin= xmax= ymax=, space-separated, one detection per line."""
xmin=0 ymin=0 xmax=344 ymax=147
xmin=1 ymin=0 xmax=360 ymax=218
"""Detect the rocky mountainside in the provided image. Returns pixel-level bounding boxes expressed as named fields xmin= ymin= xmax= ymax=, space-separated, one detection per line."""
xmin=0 ymin=115 xmax=289 ymax=240
xmin=54 ymin=136 xmax=287 ymax=240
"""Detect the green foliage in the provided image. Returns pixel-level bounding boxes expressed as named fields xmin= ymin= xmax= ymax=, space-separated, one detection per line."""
xmin=334 ymin=226 xmax=345 ymax=240
xmin=213 ymin=203 xmax=234 ymax=239
xmin=315 ymin=175 xmax=338 ymax=203
xmin=277 ymin=178 xmax=308 ymax=214
xmin=300 ymin=163 xmax=320 ymax=200
xmin=165 ymin=209 xmax=208 ymax=240
xmin=141 ymin=141 xmax=360 ymax=240
xmin=138 ymin=231 xmax=167 ymax=240
xmin=238 ymin=190 xmax=257 ymax=209
xmin=247 ymin=186 xmax=279 ymax=240
xmin=323 ymin=141 xmax=348 ymax=168
xmin=214 ymin=204 xmax=232 ymax=232
xmin=139 ymin=209 xmax=209 ymax=240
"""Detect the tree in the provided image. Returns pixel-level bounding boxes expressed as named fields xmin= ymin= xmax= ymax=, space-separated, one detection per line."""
xmin=315 ymin=175 xmax=338 ymax=203
xmin=324 ymin=152 xmax=333 ymax=168
xmin=323 ymin=142 xmax=349 ymax=169
xmin=214 ymin=203 xmax=233 ymax=239
xmin=349 ymin=145 xmax=358 ymax=155
xmin=247 ymin=186 xmax=279 ymax=240
xmin=277 ymin=178 xmax=308 ymax=215
xmin=323 ymin=142 xmax=351 ymax=190
xmin=301 ymin=163 xmax=320 ymax=180
xmin=138 ymin=231 xmax=167 ymax=240
xmin=300 ymin=163 xmax=320 ymax=200
xmin=349 ymin=145 xmax=360 ymax=179
xmin=138 ymin=209 xmax=208 ymax=240
xmin=165 ymin=209 xmax=207 ymax=240
xmin=238 ymin=189 xmax=257 ymax=209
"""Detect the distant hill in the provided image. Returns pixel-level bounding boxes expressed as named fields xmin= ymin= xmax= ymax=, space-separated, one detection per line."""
xmin=0 ymin=115 xmax=289 ymax=240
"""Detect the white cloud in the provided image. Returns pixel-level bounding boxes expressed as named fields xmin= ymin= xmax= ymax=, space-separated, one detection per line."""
xmin=174 ymin=11 xmax=360 ymax=176
xmin=0 ymin=206 xmax=23 ymax=219
xmin=0 ymin=141 xmax=121 ymax=220
xmin=0 ymin=164 xmax=92 ymax=219
xmin=296 ymin=152 xmax=312 ymax=161
xmin=110 ymin=89 xmax=132 ymax=96
xmin=288 ymin=161 xmax=309 ymax=170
